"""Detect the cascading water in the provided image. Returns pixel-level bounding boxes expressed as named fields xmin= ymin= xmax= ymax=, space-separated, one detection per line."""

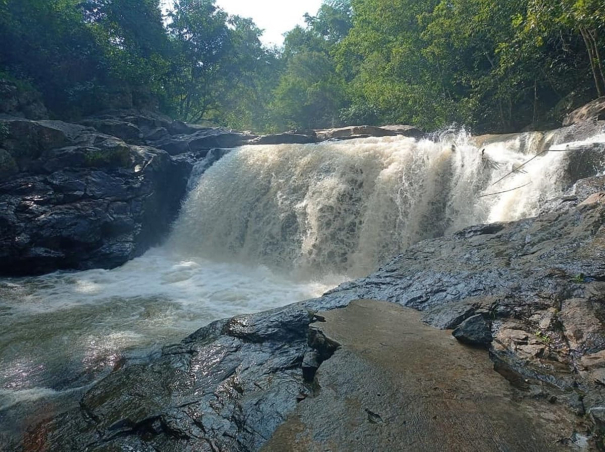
xmin=170 ymin=132 xmax=574 ymax=278
xmin=1 ymin=127 xmax=603 ymax=443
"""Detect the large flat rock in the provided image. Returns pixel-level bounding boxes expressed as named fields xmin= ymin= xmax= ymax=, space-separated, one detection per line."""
xmin=264 ymin=300 xmax=576 ymax=451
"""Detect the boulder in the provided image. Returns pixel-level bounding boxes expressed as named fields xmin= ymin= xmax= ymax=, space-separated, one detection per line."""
xmin=0 ymin=116 xmax=192 ymax=276
xmin=452 ymin=314 xmax=493 ymax=347
xmin=563 ymin=97 xmax=605 ymax=126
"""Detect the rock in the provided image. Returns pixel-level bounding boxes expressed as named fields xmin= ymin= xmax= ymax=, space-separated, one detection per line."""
xmin=144 ymin=126 xmax=170 ymax=141
xmin=315 ymin=124 xmax=423 ymax=141
xmin=251 ymin=132 xmax=317 ymax=145
xmin=559 ymin=298 xmax=605 ymax=354
xmin=0 ymin=118 xmax=74 ymax=162
xmin=0 ymin=79 xmax=48 ymax=119
xmin=167 ymin=119 xmax=198 ymax=135
xmin=264 ymin=300 xmax=576 ymax=452
xmin=0 ymin=148 xmax=18 ymax=177
xmin=381 ymin=124 xmax=426 ymax=139
xmin=452 ymin=314 xmax=493 ymax=346
xmin=0 ymin=117 xmax=192 ymax=276
xmin=540 ymin=175 xmax=605 ymax=215
xmin=150 ymin=128 xmax=256 ymax=156
xmin=590 ymin=407 xmax=605 ymax=433
xmin=27 ymin=305 xmax=314 ymax=452
xmin=421 ymin=296 xmax=495 ymax=330
xmin=302 ymin=350 xmax=321 ymax=381
xmin=563 ymin=97 xmax=605 ymax=126
xmin=79 ymin=118 xmax=144 ymax=144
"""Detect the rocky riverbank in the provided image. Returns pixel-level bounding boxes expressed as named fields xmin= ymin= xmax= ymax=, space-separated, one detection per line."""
xmin=16 ymin=173 xmax=605 ymax=451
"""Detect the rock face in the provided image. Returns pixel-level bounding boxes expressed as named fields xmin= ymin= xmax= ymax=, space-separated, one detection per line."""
xmin=0 ymin=79 xmax=48 ymax=120
xmin=0 ymin=116 xmax=191 ymax=275
xmin=563 ymin=97 xmax=605 ymax=126
xmin=22 ymin=182 xmax=605 ymax=450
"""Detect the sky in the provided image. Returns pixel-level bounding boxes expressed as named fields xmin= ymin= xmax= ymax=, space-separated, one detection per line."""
xmin=215 ymin=0 xmax=323 ymax=47
xmin=162 ymin=0 xmax=324 ymax=47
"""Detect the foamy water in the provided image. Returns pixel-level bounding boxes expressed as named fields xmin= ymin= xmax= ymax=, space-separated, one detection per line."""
xmin=170 ymin=133 xmax=572 ymax=277
xmin=0 ymin=249 xmax=336 ymax=395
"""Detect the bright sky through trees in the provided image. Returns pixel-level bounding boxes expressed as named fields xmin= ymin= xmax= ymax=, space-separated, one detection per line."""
xmin=216 ymin=0 xmax=323 ymax=46
xmin=162 ymin=0 xmax=324 ymax=46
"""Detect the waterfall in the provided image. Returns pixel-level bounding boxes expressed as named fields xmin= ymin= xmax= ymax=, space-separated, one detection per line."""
xmin=169 ymin=131 xmax=576 ymax=278
xmin=2 ymin=127 xmax=602 ymax=443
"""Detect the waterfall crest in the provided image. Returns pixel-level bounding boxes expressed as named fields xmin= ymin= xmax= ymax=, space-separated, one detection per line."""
xmin=169 ymin=132 xmax=575 ymax=278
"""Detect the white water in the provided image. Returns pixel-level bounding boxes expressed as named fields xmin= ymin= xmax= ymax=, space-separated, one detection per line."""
xmin=0 ymin=129 xmax=602 ymax=440
xmin=170 ymin=133 xmax=571 ymax=277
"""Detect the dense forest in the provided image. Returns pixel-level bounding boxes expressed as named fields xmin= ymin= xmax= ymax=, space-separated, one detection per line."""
xmin=1 ymin=0 xmax=603 ymax=133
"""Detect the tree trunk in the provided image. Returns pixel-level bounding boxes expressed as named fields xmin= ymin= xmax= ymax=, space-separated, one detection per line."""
xmin=587 ymin=28 xmax=605 ymax=93
xmin=580 ymin=26 xmax=605 ymax=97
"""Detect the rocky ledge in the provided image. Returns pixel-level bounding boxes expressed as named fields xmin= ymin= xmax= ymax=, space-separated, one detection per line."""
xmin=19 ymin=176 xmax=605 ymax=451
xmin=0 ymin=116 xmax=191 ymax=275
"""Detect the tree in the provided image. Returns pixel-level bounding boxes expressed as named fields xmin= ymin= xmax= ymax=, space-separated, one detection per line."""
xmin=165 ymin=0 xmax=231 ymax=122
xmin=267 ymin=0 xmax=353 ymax=130
xmin=518 ymin=0 xmax=605 ymax=97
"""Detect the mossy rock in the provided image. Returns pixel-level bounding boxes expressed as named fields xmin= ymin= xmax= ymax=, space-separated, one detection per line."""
xmin=0 ymin=148 xmax=18 ymax=177
xmin=83 ymin=145 xmax=132 ymax=168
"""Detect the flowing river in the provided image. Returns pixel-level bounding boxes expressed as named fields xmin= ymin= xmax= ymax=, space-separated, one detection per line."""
xmin=1 ymin=128 xmax=604 ymax=444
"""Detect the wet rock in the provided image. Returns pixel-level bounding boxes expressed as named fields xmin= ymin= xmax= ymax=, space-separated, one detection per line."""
xmin=251 ymin=132 xmax=317 ymax=145
xmin=452 ymin=314 xmax=493 ymax=347
xmin=264 ymin=300 xmax=576 ymax=452
xmin=12 ymin=139 xmax=605 ymax=450
xmin=315 ymin=124 xmax=424 ymax=141
xmin=0 ymin=116 xmax=192 ymax=276
xmin=563 ymin=97 xmax=605 ymax=126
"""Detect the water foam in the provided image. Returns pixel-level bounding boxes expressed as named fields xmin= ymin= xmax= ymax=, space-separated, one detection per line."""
xmin=170 ymin=133 xmax=572 ymax=277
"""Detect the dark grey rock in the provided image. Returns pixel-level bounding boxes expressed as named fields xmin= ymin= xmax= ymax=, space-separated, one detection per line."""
xmin=0 ymin=116 xmax=192 ymax=276
xmin=251 ymin=132 xmax=317 ymax=145
xmin=452 ymin=314 xmax=493 ymax=346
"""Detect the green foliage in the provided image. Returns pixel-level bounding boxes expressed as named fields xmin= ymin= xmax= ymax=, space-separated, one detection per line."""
xmin=0 ymin=0 xmax=602 ymax=133
xmin=84 ymin=146 xmax=131 ymax=168
xmin=534 ymin=330 xmax=551 ymax=344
